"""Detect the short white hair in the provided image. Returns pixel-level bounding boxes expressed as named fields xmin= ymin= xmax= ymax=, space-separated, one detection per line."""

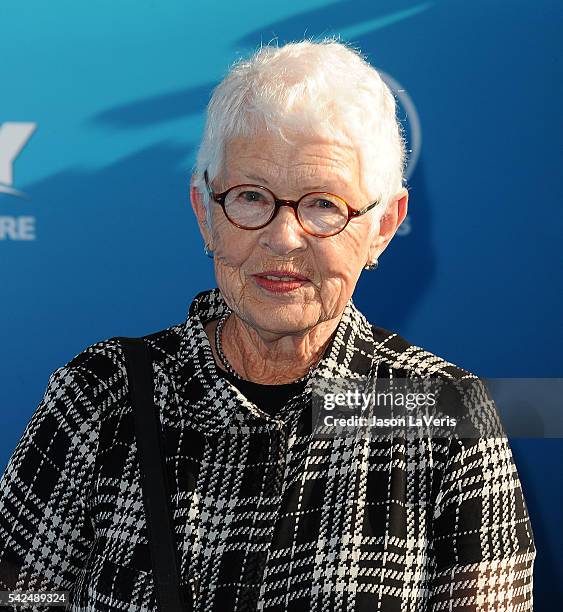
xmin=194 ymin=37 xmax=406 ymax=220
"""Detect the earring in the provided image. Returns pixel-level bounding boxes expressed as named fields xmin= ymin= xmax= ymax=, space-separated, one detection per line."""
xmin=204 ymin=244 xmax=214 ymax=259
xmin=364 ymin=258 xmax=378 ymax=271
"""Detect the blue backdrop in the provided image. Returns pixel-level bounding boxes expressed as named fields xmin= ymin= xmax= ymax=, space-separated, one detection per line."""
xmin=1 ymin=0 xmax=561 ymax=607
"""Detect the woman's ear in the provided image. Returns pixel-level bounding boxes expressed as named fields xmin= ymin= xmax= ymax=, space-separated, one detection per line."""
xmin=367 ymin=188 xmax=409 ymax=262
xmin=190 ymin=174 xmax=213 ymax=248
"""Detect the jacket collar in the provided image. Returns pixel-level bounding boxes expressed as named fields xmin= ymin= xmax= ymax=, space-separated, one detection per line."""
xmin=175 ymin=287 xmax=378 ymax=435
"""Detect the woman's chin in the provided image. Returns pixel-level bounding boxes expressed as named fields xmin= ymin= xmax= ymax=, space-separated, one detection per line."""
xmin=245 ymin=303 xmax=320 ymax=335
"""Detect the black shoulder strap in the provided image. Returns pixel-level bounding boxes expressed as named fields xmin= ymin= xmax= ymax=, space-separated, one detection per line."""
xmin=117 ymin=336 xmax=189 ymax=612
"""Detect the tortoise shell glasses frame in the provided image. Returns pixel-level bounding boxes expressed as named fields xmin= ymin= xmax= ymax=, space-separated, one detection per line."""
xmin=203 ymin=170 xmax=381 ymax=238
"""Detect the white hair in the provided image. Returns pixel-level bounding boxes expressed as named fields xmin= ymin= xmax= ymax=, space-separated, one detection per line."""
xmin=193 ymin=37 xmax=406 ymax=223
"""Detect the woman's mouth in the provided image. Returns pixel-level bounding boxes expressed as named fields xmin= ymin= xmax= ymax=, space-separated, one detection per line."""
xmin=252 ymin=271 xmax=310 ymax=293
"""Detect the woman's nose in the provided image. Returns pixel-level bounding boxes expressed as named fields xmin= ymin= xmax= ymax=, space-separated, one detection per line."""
xmin=257 ymin=204 xmax=308 ymax=255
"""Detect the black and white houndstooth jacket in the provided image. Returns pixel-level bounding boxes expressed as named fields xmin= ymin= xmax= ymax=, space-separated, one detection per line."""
xmin=0 ymin=288 xmax=535 ymax=611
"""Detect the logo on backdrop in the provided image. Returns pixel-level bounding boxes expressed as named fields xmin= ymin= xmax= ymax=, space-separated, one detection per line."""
xmin=0 ymin=122 xmax=37 ymax=240
xmin=380 ymin=73 xmax=421 ymax=237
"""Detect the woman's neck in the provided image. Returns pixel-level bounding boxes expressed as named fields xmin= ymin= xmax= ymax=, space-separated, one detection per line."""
xmin=205 ymin=313 xmax=340 ymax=384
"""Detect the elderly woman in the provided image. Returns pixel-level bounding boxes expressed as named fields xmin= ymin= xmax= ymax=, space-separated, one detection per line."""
xmin=0 ymin=40 xmax=535 ymax=611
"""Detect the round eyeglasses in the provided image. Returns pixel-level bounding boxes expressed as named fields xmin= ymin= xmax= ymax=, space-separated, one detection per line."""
xmin=204 ymin=170 xmax=380 ymax=238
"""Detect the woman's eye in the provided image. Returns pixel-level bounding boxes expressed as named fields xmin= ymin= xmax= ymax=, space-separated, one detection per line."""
xmin=241 ymin=191 xmax=263 ymax=202
xmin=315 ymin=199 xmax=336 ymax=209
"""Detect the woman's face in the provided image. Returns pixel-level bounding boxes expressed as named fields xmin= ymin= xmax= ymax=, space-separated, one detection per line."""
xmin=192 ymin=130 xmax=408 ymax=336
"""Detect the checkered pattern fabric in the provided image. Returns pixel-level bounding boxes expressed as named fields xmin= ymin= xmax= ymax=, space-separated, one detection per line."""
xmin=0 ymin=288 xmax=535 ymax=611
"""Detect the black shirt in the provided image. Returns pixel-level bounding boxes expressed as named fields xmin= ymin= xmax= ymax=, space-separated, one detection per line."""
xmin=216 ymin=365 xmax=306 ymax=416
